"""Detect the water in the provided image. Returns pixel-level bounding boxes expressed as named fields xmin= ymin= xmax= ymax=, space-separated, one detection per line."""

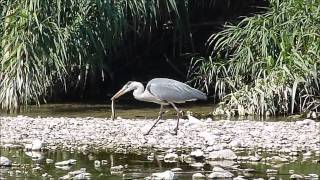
xmin=1 ymin=148 xmax=319 ymax=179
xmin=1 ymin=103 xmax=319 ymax=179
xmin=1 ymin=102 xmax=214 ymax=119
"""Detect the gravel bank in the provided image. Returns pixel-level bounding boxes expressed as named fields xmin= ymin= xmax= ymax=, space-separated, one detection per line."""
xmin=0 ymin=116 xmax=319 ymax=153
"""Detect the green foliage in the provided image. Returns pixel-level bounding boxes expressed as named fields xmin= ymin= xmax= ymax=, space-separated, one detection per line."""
xmin=190 ymin=0 xmax=320 ymax=116
xmin=0 ymin=0 xmax=183 ymax=111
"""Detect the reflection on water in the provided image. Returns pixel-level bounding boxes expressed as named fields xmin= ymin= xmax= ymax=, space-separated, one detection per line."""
xmin=0 ymin=102 xmax=301 ymax=122
xmin=1 ymin=148 xmax=319 ymax=179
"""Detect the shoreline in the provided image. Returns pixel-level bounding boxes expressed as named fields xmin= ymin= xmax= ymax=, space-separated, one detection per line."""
xmin=1 ymin=116 xmax=319 ymax=154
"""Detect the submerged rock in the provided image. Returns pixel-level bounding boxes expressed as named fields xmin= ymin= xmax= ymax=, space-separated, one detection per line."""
xmin=0 ymin=156 xmax=12 ymax=166
xmin=55 ymin=159 xmax=77 ymax=166
xmin=150 ymin=170 xmax=176 ymax=180
xmin=208 ymin=166 xmax=234 ymax=179
xmin=110 ymin=165 xmax=124 ymax=174
xmin=290 ymin=174 xmax=304 ymax=179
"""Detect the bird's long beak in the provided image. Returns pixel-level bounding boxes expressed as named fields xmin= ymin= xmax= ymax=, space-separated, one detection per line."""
xmin=111 ymin=88 xmax=126 ymax=100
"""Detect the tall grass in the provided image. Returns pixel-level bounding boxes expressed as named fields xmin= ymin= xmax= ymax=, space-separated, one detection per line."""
xmin=190 ymin=0 xmax=320 ymax=116
xmin=0 ymin=0 xmax=184 ymax=112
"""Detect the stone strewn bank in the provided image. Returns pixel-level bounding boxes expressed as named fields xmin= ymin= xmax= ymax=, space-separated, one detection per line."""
xmin=0 ymin=116 xmax=319 ymax=153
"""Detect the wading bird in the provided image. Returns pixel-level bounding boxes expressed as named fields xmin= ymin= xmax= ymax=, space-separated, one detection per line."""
xmin=111 ymin=78 xmax=207 ymax=135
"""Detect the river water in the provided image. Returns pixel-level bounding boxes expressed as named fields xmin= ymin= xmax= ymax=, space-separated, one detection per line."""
xmin=0 ymin=103 xmax=319 ymax=179
xmin=1 ymin=148 xmax=320 ymax=179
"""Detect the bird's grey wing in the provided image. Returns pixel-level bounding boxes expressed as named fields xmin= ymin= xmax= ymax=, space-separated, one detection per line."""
xmin=146 ymin=79 xmax=207 ymax=103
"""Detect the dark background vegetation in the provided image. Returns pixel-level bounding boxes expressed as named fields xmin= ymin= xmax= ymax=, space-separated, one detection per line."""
xmin=65 ymin=0 xmax=268 ymax=102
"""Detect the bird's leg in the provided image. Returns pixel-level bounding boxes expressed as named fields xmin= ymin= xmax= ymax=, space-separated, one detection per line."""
xmin=170 ymin=103 xmax=180 ymax=135
xmin=144 ymin=105 xmax=164 ymax=135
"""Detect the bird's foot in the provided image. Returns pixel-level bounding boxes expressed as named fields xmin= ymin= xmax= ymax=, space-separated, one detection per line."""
xmin=143 ymin=131 xmax=151 ymax=136
xmin=171 ymin=128 xmax=178 ymax=135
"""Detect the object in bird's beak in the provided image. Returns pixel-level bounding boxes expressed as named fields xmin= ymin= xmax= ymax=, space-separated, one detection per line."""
xmin=110 ymin=87 xmax=127 ymax=120
xmin=111 ymin=100 xmax=115 ymax=120
xmin=111 ymin=88 xmax=126 ymax=101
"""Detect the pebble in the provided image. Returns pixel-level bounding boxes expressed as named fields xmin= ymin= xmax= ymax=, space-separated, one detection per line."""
xmin=0 ymin=117 xmax=319 ymax=155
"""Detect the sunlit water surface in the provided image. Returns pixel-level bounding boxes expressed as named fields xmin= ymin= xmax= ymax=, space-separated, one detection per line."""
xmin=1 ymin=148 xmax=320 ymax=179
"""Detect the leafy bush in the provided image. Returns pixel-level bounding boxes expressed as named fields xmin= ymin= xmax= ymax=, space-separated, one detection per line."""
xmin=190 ymin=0 xmax=320 ymax=116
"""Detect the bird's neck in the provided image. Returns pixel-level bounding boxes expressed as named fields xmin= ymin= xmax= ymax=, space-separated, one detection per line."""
xmin=132 ymin=82 xmax=145 ymax=99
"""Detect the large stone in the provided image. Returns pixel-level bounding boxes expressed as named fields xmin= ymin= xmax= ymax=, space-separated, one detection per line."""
xmin=190 ymin=149 xmax=204 ymax=158
xmin=25 ymin=139 xmax=44 ymax=151
xmin=208 ymin=149 xmax=237 ymax=160
xmin=0 ymin=156 xmax=12 ymax=166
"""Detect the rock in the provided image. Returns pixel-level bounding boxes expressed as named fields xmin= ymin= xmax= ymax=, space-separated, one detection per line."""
xmin=248 ymin=155 xmax=262 ymax=162
xmin=46 ymin=159 xmax=54 ymax=164
xmin=68 ymin=168 xmax=87 ymax=176
xmin=208 ymin=167 xmax=234 ymax=179
xmin=266 ymin=169 xmax=278 ymax=174
xmin=303 ymin=151 xmax=312 ymax=156
xmin=233 ymin=176 xmax=247 ymax=180
xmin=151 ymin=170 xmax=175 ymax=180
xmin=187 ymin=113 xmax=204 ymax=125
xmin=208 ymin=149 xmax=237 ymax=160
xmin=101 ymin=160 xmax=108 ymax=165
xmin=164 ymin=153 xmax=179 ymax=162
xmin=290 ymin=174 xmax=304 ymax=179
xmin=0 ymin=156 xmax=12 ymax=166
xmin=271 ymin=156 xmax=289 ymax=162
xmin=192 ymin=173 xmax=205 ymax=180
xmin=171 ymin=168 xmax=182 ymax=172
xmin=289 ymin=169 xmax=295 ymax=174
xmin=25 ymin=151 xmax=44 ymax=161
xmin=207 ymin=160 xmax=235 ymax=168
xmin=307 ymin=174 xmax=319 ymax=179
xmin=55 ymin=165 xmax=72 ymax=170
xmin=110 ymin=165 xmax=124 ymax=174
xmin=73 ymin=173 xmax=91 ymax=180
xmin=55 ymin=159 xmax=77 ymax=166
xmin=25 ymin=139 xmax=44 ymax=151
xmin=190 ymin=149 xmax=204 ymax=158
xmin=3 ymin=144 xmax=22 ymax=149
xmin=190 ymin=162 xmax=204 ymax=168
xmin=94 ymin=160 xmax=101 ymax=167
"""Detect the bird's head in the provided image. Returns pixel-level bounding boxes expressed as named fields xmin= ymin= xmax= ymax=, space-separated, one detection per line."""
xmin=111 ymin=81 xmax=139 ymax=100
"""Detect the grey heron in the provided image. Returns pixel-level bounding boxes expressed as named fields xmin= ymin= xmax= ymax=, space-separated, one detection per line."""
xmin=111 ymin=78 xmax=207 ymax=135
